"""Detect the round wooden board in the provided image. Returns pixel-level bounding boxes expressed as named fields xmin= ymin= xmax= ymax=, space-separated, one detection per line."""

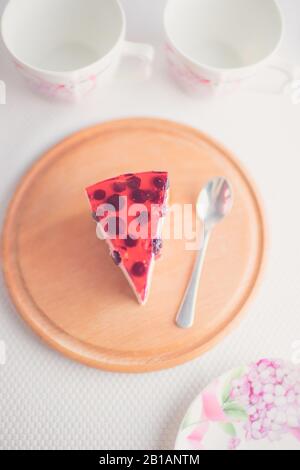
xmin=2 ymin=118 xmax=266 ymax=373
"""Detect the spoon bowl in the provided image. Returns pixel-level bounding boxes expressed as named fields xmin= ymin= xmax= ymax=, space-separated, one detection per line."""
xmin=197 ymin=177 xmax=233 ymax=231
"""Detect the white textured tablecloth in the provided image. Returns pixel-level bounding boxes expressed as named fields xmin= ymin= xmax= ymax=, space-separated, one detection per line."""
xmin=1 ymin=0 xmax=300 ymax=450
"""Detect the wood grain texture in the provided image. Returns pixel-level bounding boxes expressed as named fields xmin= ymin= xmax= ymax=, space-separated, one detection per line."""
xmin=2 ymin=118 xmax=266 ymax=372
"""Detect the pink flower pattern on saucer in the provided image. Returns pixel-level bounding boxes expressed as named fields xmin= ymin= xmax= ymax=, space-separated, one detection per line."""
xmin=231 ymin=359 xmax=300 ymax=442
xmin=176 ymin=359 xmax=300 ymax=450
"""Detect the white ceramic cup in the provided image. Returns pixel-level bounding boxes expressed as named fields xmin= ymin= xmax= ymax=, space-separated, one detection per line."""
xmin=164 ymin=0 xmax=297 ymax=97
xmin=1 ymin=0 xmax=154 ymax=101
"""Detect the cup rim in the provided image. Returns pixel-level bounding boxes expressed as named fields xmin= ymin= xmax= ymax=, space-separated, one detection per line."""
xmin=164 ymin=0 xmax=284 ymax=74
xmin=0 ymin=0 xmax=126 ymax=76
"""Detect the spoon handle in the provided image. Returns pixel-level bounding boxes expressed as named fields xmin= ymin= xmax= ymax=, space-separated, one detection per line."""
xmin=176 ymin=229 xmax=211 ymax=329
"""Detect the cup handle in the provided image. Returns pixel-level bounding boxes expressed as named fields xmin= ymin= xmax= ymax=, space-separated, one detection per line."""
xmin=244 ymin=56 xmax=300 ymax=97
xmin=122 ymin=41 xmax=155 ymax=78
xmin=266 ymin=57 xmax=299 ymax=94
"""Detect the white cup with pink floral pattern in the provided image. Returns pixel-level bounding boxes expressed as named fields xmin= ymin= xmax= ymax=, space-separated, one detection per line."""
xmin=1 ymin=0 xmax=154 ymax=102
xmin=164 ymin=0 xmax=297 ymax=98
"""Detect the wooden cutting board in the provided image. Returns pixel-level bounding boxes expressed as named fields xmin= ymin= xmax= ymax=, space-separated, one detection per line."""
xmin=2 ymin=118 xmax=266 ymax=372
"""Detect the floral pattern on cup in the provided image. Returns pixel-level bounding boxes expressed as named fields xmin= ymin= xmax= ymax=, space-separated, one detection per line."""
xmin=165 ymin=42 xmax=242 ymax=96
xmin=14 ymin=60 xmax=109 ymax=101
xmin=166 ymin=43 xmax=211 ymax=88
xmin=176 ymin=359 xmax=300 ymax=450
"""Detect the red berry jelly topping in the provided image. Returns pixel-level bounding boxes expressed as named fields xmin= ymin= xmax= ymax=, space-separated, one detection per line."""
xmin=86 ymin=171 xmax=169 ymax=304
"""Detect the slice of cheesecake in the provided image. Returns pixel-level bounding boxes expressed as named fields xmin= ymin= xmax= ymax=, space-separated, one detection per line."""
xmin=86 ymin=171 xmax=169 ymax=305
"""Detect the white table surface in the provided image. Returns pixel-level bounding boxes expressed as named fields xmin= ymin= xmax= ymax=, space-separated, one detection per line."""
xmin=1 ymin=0 xmax=300 ymax=450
